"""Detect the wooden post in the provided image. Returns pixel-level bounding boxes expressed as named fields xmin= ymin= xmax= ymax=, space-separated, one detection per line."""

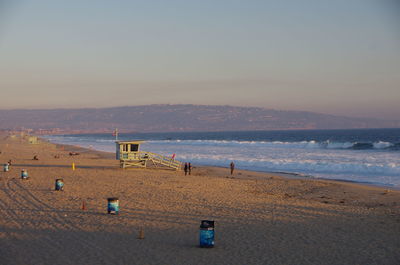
xmin=138 ymin=227 xmax=144 ymax=239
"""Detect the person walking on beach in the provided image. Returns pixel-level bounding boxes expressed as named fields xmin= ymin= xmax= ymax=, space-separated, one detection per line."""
xmin=184 ymin=162 xmax=188 ymax=176
xmin=230 ymin=161 xmax=235 ymax=175
xmin=188 ymin=162 xmax=192 ymax=175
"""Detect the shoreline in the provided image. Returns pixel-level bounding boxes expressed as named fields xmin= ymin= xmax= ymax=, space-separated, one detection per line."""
xmin=42 ymin=136 xmax=400 ymax=191
xmin=49 ymin=139 xmax=400 ymax=195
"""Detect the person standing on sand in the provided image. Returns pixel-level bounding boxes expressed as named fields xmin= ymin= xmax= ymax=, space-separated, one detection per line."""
xmin=188 ymin=162 xmax=192 ymax=175
xmin=184 ymin=162 xmax=188 ymax=176
xmin=230 ymin=161 xmax=235 ymax=175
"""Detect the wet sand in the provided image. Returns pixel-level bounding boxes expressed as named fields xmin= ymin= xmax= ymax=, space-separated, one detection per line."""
xmin=0 ymin=134 xmax=399 ymax=265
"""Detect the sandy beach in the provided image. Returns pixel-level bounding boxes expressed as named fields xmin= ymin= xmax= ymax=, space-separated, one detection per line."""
xmin=0 ymin=134 xmax=399 ymax=265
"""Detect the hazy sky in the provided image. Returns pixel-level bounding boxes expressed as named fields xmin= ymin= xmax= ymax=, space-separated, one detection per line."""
xmin=0 ymin=0 xmax=399 ymax=119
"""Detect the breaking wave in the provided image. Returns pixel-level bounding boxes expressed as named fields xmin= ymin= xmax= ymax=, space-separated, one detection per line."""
xmin=148 ymin=139 xmax=400 ymax=151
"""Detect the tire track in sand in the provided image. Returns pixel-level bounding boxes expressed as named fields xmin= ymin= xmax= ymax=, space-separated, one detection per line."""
xmin=0 ymin=177 xmax=69 ymax=265
xmin=1 ymin=178 xmax=71 ymax=251
xmin=4 ymin=178 xmax=116 ymax=265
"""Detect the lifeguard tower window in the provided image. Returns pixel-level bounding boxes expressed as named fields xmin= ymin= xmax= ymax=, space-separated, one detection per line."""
xmin=131 ymin=144 xmax=139 ymax=152
xmin=123 ymin=144 xmax=129 ymax=152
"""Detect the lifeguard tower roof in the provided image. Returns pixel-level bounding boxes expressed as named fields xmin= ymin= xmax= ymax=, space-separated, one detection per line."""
xmin=116 ymin=140 xmax=145 ymax=144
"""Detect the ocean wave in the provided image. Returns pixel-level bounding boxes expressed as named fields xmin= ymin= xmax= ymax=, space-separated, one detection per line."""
xmin=44 ymin=135 xmax=399 ymax=151
xmin=147 ymin=139 xmax=399 ymax=151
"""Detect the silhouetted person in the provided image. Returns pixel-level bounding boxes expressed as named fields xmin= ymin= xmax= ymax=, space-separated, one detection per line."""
xmin=230 ymin=161 xmax=235 ymax=175
xmin=184 ymin=162 xmax=188 ymax=176
xmin=188 ymin=163 xmax=192 ymax=175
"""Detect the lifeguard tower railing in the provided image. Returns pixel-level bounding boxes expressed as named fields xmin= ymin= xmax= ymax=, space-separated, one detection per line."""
xmin=119 ymin=151 xmax=182 ymax=170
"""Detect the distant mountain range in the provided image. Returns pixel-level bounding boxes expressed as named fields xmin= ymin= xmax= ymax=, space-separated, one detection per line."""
xmin=0 ymin=104 xmax=398 ymax=133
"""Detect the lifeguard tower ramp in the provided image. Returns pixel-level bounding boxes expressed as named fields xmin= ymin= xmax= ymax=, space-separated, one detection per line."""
xmin=116 ymin=141 xmax=181 ymax=170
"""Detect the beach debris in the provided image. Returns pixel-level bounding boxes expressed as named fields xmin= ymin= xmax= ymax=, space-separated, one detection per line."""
xmin=3 ymin=163 xmax=9 ymax=172
xmin=33 ymin=155 xmax=39 ymax=160
xmin=69 ymin=152 xmax=79 ymax=156
xmin=107 ymin=197 xmax=119 ymax=215
xmin=81 ymin=200 xmax=86 ymax=211
xmin=55 ymin=178 xmax=64 ymax=191
xmin=21 ymin=169 xmax=29 ymax=180
xmin=199 ymin=220 xmax=214 ymax=248
xmin=72 ymin=162 xmax=75 ymax=171
xmin=138 ymin=227 xmax=144 ymax=239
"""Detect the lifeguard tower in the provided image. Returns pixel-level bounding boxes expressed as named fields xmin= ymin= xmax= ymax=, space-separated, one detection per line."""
xmin=116 ymin=140 xmax=181 ymax=170
xmin=28 ymin=136 xmax=38 ymax=144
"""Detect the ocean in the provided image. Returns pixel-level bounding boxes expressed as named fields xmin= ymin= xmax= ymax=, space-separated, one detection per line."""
xmin=43 ymin=128 xmax=400 ymax=188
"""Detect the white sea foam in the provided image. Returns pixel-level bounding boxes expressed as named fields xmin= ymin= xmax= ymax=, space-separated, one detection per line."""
xmin=373 ymin=141 xmax=393 ymax=149
xmin=325 ymin=141 xmax=354 ymax=149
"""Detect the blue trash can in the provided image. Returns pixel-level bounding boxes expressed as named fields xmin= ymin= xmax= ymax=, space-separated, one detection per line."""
xmin=21 ymin=169 xmax=29 ymax=180
xmin=55 ymin=179 xmax=64 ymax=191
xmin=107 ymin=198 xmax=119 ymax=214
xmin=199 ymin=220 xmax=214 ymax=248
xmin=3 ymin=164 xmax=9 ymax=172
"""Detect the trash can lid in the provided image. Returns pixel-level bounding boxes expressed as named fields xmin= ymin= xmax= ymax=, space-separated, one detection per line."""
xmin=200 ymin=220 xmax=214 ymax=228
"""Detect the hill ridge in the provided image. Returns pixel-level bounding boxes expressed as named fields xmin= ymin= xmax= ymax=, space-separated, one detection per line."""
xmin=0 ymin=104 xmax=398 ymax=133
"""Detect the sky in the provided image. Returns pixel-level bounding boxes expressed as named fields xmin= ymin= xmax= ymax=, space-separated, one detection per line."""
xmin=0 ymin=0 xmax=399 ymax=120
